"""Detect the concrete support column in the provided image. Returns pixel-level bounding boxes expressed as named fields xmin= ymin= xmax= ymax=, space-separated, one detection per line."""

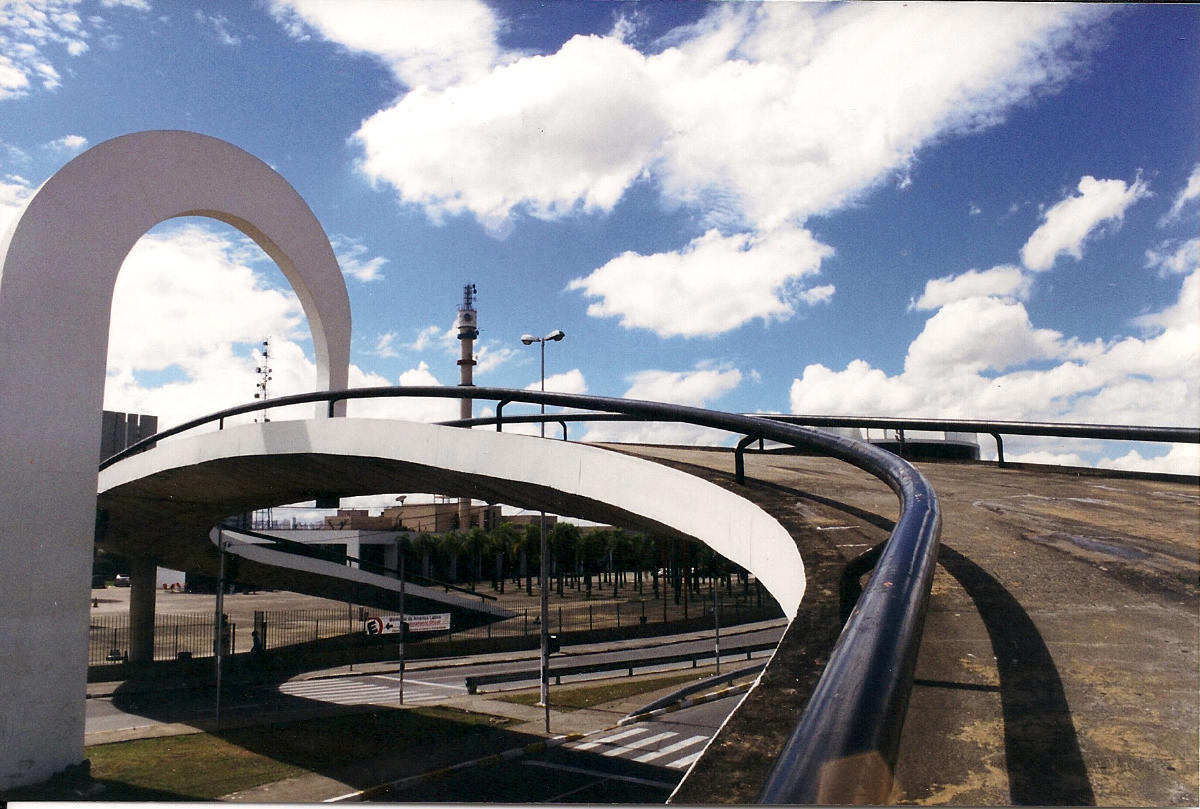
xmin=128 ymin=557 xmax=157 ymax=664
xmin=383 ymin=541 xmax=399 ymax=576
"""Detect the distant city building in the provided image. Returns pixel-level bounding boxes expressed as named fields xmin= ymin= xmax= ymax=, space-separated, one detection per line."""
xmin=100 ymin=410 xmax=157 ymax=462
xmin=324 ymin=500 xmax=504 ymax=533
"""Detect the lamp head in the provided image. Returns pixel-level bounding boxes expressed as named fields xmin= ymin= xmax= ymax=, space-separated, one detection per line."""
xmin=547 ymin=330 xmax=565 ymax=341
xmin=521 ymin=334 xmax=535 ymax=345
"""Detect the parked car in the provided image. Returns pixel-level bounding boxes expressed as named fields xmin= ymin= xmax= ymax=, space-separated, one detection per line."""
xmin=114 ymin=574 xmax=131 ymax=587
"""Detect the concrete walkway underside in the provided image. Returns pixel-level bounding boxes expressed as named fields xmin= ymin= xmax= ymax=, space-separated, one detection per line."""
xmin=621 ymin=448 xmax=1199 ymax=807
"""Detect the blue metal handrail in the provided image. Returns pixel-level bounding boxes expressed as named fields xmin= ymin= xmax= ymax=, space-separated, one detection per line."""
xmin=443 ymin=411 xmax=1200 ymax=468
xmin=98 ymin=385 xmax=941 ymax=803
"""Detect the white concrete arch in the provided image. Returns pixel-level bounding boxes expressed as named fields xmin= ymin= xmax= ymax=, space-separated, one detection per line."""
xmin=98 ymin=419 xmax=806 ymax=620
xmin=0 ymin=131 xmax=351 ymax=787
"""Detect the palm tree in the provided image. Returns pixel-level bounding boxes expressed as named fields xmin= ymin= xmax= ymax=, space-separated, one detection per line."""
xmin=551 ymin=522 xmax=581 ymax=597
xmin=439 ymin=531 xmax=465 ymax=583
xmin=413 ymin=532 xmax=437 ymax=581
xmin=465 ymin=527 xmax=487 ymax=590
xmin=486 ymin=522 xmax=521 ymax=593
xmin=578 ymin=528 xmax=609 ymax=599
xmin=523 ymin=523 xmax=540 ymax=595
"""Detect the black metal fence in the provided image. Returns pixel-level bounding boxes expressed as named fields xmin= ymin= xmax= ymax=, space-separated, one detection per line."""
xmin=89 ymin=612 xmax=226 ymax=666
xmin=88 ymin=588 xmax=780 ymax=667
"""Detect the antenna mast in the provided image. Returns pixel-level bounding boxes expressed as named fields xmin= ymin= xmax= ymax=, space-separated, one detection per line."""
xmin=254 ymin=338 xmax=272 ymax=423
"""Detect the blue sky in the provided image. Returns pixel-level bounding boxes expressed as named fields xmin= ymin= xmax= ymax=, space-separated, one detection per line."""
xmin=2 ymin=0 xmax=1197 ymax=475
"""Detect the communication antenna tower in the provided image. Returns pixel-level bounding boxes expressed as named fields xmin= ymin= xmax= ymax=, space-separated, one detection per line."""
xmin=254 ymin=338 xmax=272 ymax=423
xmin=253 ymin=338 xmax=274 ymax=527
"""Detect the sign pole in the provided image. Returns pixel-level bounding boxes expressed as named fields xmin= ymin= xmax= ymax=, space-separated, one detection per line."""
xmin=714 ymin=578 xmax=721 ymax=676
xmin=214 ymin=534 xmax=227 ymax=730
xmin=398 ymin=553 xmax=405 ymax=705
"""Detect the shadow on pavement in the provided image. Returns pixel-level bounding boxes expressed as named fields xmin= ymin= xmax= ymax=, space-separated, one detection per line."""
xmin=938 ymin=544 xmax=1096 ymax=806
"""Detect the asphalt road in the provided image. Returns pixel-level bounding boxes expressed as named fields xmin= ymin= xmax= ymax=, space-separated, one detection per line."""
xmin=87 ymin=626 xmax=781 ymax=737
xmin=370 ymin=691 xmax=744 ymax=803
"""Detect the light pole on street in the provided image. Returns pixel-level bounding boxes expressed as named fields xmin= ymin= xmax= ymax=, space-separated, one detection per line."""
xmin=520 ymin=329 xmax=564 ymax=732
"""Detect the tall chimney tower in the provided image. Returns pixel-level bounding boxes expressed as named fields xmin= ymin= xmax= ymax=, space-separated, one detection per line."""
xmin=455 ymin=284 xmax=478 ymax=530
xmin=456 ymin=283 xmax=478 ymax=420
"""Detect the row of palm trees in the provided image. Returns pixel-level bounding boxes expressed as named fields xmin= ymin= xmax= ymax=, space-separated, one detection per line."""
xmin=390 ymin=522 xmax=756 ymax=604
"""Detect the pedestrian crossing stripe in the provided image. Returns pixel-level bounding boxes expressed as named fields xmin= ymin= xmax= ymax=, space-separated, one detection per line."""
xmin=564 ymin=726 xmax=709 ymax=769
xmin=278 ymin=680 xmax=440 ymax=704
xmin=600 ymin=731 xmax=675 ymax=756
xmin=632 ymin=734 xmax=707 ymax=764
xmin=571 ymin=727 xmax=646 ymax=751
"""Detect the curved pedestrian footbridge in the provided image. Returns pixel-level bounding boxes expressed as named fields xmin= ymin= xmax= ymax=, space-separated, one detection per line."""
xmin=93 ymin=418 xmax=1200 ymax=805
xmin=97 ymin=418 xmax=803 ymax=620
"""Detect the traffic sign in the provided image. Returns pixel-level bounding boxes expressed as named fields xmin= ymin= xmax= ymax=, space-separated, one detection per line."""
xmin=364 ymin=613 xmax=450 ymax=635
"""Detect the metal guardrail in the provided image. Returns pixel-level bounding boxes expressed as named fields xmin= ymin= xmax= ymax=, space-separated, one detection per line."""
xmin=442 ymin=411 xmax=1200 ymax=468
xmin=95 ymin=386 xmax=938 ymax=803
xmin=465 ymin=640 xmax=779 ymax=694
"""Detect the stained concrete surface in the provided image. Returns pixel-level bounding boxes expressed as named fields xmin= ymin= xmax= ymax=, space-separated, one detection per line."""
xmin=617 ymin=448 xmax=1197 ymax=806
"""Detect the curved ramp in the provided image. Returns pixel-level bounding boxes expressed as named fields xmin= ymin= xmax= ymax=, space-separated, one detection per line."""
xmin=97 ymin=418 xmax=804 ymax=618
xmin=210 ymin=526 xmax=513 ymax=620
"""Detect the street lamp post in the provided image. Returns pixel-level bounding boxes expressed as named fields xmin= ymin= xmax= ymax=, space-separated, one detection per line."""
xmin=520 ymin=329 xmax=564 ymax=733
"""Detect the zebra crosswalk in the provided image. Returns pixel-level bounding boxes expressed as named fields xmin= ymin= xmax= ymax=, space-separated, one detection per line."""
xmin=277 ymin=676 xmax=453 ymax=706
xmin=563 ymin=725 xmax=709 ymax=770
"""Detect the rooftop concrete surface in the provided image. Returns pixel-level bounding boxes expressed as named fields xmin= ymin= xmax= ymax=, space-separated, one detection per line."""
xmin=612 ymin=447 xmax=1197 ymax=806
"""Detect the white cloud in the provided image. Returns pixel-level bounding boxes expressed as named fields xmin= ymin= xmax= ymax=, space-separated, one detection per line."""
xmin=343 ymin=360 xmax=461 ymax=422
xmin=473 ymin=341 xmax=516 ymax=375
xmin=1101 ymin=443 xmax=1200 ymax=477
xmin=348 ymin=3 xmax=1107 ymax=236
xmin=267 ymin=0 xmax=505 ymax=90
xmin=911 ymin=265 xmax=1031 ymax=311
xmin=568 ymin=226 xmax=833 ymax=337
xmin=1132 ymin=265 xmax=1198 ymax=334
xmin=904 ymin=297 xmax=1074 ymax=377
xmin=526 ymin=368 xmax=588 ymax=396
xmin=369 ymin=331 xmax=400 ymax=358
xmin=102 ymin=224 xmax=309 ymax=425
xmin=335 ymin=2 xmax=1107 ymax=336
xmin=1163 ymin=163 xmax=1200 ymax=223
xmin=789 ymin=268 xmax=1199 ymax=475
xmin=0 ymin=173 xmax=34 ymax=232
xmin=581 ymin=364 xmax=744 ymax=446
xmin=0 ymin=0 xmax=147 ymax=101
xmin=1144 ymin=237 xmax=1198 ymax=278
xmin=354 ymin=32 xmax=668 ymax=235
xmin=623 ymin=365 xmax=741 ymax=407
xmin=405 ymin=324 xmax=443 ymax=351
xmin=43 ymin=133 xmax=88 ymax=155
xmin=108 ymin=225 xmax=305 ymax=372
xmin=1020 ymin=175 xmax=1151 ymax=272
xmin=331 ymin=234 xmax=387 ymax=282
xmin=195 ymin=11 xmax=242 ymax=46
